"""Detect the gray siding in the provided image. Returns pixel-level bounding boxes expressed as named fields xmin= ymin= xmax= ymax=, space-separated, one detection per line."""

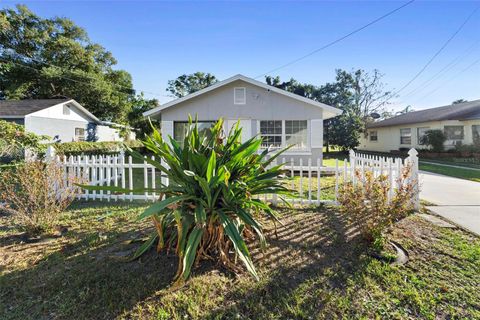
xmin=159 ymin=80 xmax=323 ymax=121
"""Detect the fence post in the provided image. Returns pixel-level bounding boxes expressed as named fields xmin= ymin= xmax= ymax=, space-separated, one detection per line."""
xmin=349 ymin=150 xmax=356 ymax=186
xmin=408 ymin=148 xmax=420 ymax=210
xmin=45 ymin=145 xmax=56 ymax=162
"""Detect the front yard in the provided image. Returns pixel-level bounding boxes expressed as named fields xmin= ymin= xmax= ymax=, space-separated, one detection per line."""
xmin=419 ymin=162 xmax=480 ymax=182
xmin=1 ymin=202 xmax=479 ymax=319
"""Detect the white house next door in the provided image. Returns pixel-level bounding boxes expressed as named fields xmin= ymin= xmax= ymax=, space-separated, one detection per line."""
xmin=226 ymin=119 xmax=251 ymax=142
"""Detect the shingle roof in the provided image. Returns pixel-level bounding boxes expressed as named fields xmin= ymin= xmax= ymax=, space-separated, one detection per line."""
xmin=0 ymin=99 xmax=69 ymax=117
xmin=368 ymin=99 xmax=480 ymax=128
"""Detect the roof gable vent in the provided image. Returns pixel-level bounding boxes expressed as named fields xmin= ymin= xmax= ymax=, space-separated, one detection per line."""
xmin=234 ymin=87 xmax=246 ymax=105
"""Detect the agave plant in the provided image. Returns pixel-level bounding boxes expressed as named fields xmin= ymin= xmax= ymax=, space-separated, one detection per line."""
xmin=84 ymin=118 xmax=292 ymax=284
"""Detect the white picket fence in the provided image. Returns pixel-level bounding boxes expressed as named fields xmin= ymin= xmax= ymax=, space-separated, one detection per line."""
xmin=47 ymin=147 xmax=419 ymax=208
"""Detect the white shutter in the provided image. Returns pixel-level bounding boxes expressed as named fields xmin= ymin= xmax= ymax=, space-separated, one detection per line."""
xmin=161 ymin=121 xmax=174 ymax=139
xmin=310 ymin=119 xmax=323 ymax=148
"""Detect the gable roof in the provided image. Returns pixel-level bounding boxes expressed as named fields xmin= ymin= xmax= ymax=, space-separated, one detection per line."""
xmin=144 ymin=74 xmax=342 ymax=119
xmin=0 ymin=99 xmax=69 ymax=117
xmin=368 ymin=99 xmax=480 ymax=128
xmin=0 ymin=98 xmax=102 ymax=124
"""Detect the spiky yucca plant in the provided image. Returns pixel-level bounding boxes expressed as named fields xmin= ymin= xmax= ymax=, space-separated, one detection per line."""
xmin=84 ymin=118 xmax=292 ymax=284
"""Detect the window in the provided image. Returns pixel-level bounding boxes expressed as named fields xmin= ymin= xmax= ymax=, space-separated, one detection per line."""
xmin=285 ymin=120 xmax=308 ymax=149
xmin=63 ymin=105 xmax=70 ymax=115
xmin=417 ymin=127 xmax=430 ymax=145
xmin=260 ymin=120 xmax=282 ymax=148
xmin=234 ymin=87 xmax=246 ymax=104
xmin=174 ymin=121 xmax=214 ymax=147
xmin=473 ymin=125 xmax=480 ymax=144
xmin=75 ymin=128 xmax=85 ymax=141
xmin=260 ymin=120 xmax=309 ymax=150
xmin=400 ymin=128 xmax=411 ymax=145
xmin=369 ymin=131 xmax=378 ymax=142
xmin=444 ymin=126 xmax=464 ymax=140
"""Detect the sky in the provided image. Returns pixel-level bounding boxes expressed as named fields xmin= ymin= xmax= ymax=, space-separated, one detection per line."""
xmin=2 ymin=0 xmax=480 ymax=112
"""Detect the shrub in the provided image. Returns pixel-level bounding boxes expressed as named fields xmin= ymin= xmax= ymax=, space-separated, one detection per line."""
xmin=420 ymin=130 xmax=446 ymax=152
xmin=338 ymin=167 xmax=416 ymax=246
xmin=0 ymin=120 xmax=48 ymax=163
xmin=83 ymin=118 xmax=292 ymax=284
xmin=51 ymin=140 xmax=144 ymax=157
xmin=0 ymin=161 xmax=81 ymax=235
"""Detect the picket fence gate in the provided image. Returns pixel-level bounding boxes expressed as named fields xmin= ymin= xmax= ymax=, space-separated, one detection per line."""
xmin=46 ymin=146 xmax=419 ymax=209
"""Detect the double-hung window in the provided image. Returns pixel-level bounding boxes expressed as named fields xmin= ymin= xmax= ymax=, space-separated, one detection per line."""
xmin=417 ymin=127 xmax=430 ymax=145
xmin=400 ymin=128 xmax=411 ymax=145
xmin=473 ymin=125 xmax=480 ymax=144
xmin=369 ymin=130 xmax=378 ymax=142
xmin=259 ymin=120 xmax=308 ymax=150
xmin=75 ymin=128 xmax=85 ymax=141
xmin=444 ymin=126 xmax=464 ymax=140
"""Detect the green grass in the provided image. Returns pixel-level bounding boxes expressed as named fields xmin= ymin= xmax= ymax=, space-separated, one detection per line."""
xmin=1 ymin=202 xmax=479 ymax=319
xmin=420 ymin=162 xmax=480 ymax=182
xmin=420 ymin=158 xmax=480 ymax=169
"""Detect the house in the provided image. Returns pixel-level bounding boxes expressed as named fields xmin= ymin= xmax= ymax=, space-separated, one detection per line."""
xmin=0 ymin=98 xmax=135 ymax=142
xmin=144 ymin=74 xmax=342 ymax=163
xmin=360 ymin=99 xmax=480 ymax=152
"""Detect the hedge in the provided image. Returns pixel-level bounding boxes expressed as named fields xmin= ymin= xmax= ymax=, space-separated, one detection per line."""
xmin=51 ymin=140 xmax=145 ymax=157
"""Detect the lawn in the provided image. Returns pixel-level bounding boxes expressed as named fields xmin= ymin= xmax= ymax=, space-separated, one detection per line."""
xmin=1 ymin=202 xmax=479 ymax=319
xmin=420 ymin=162 xmax=480 ymax=182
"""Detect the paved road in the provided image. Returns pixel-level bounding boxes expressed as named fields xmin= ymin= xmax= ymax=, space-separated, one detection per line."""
xmin=420 ymin=171 xmax=480 ymax=236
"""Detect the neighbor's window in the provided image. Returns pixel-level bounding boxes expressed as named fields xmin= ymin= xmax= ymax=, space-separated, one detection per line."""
xmin=285 ymin=120 xmax=308 ymax=149
xmin=234 ymin=87 xmax=246 ymax=105
xmin=75 ymin=128 xmax=85 ymax=141
xmin=400 ymin=128 xmax=411 ymax=144
xmin=63 ymin=105 xmax=70 ymax=115
xmin=369 ymin=130 xmax=378 ymax=141
xmin=472 ymin=125 xmax=480 ymax=143
xmin=417 ymin=127 xmax=430 ymax=144
xmin=174 ymin=121 xmax=215 ymax=147
xmin=260 ymin=120 xmax=283 ymax=148
xmin=444 ymin=125 xmax=464 ymax=140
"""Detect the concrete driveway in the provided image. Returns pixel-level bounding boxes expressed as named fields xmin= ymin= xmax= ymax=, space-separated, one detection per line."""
xmin=420 ymin=171 xmax=480 ymax=236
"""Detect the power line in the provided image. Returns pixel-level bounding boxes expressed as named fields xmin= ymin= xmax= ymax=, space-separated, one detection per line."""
xmin=0 ymin=48 xmax=168 ymax=98
xmin=400 ymin=39 xmax=480 ymax=99
xmin=254 ymin=0 xmax=416 ymax=79
xmin=414 ymin=56 xmax=480 ymax=103
xmin=389 ymin=5 xmax=479 ymax=98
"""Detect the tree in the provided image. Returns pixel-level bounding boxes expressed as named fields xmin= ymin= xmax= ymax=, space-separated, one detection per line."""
xmin=265 ymin=69 xmax=392 ymax=151
xmin=452 ymin=99 xmax=468 ymax=105
xmin=0 ymin=5 xmax=150 ymax=124
xmin=166 ymin=72 xmax=218 ymax=98
xmin=127 ymin=94 xmax=159 ymax=139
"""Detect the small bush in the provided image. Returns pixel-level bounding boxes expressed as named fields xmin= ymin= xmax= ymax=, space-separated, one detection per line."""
xmin=0 ymin=161 xmax=81 ymax=235
xmin=421 ymin=130 xmax=446 ymax=152
xmin=51 ymin=140 xmax=144 ymax=157
xmin=0 ymin=120 xmax=48 ymax=163
xmin=338 ymin=167 xmax=416 ymax=245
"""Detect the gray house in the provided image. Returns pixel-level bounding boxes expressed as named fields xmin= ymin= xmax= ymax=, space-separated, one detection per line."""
xmin=144 ymin=74 xmax=342 ymax=163
xmin=0 ymin=99 xmax=134 ymax=142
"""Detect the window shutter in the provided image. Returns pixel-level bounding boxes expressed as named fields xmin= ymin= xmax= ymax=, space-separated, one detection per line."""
xmin=161 ymin=121 xmax=174 ymax=139
xmin=234 ymin=87 xmax=246 ymax=104
xmin=310 ymin=119 xmax=323 ymax=148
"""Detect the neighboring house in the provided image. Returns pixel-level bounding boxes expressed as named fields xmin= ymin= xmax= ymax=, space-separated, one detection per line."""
xmin=144 ymin=74 xmax=342 ymax=163
xmin=0 ymin=99 xmax=135 ymax=142
xmin=360 ymin=99 xmax=480 ymax=152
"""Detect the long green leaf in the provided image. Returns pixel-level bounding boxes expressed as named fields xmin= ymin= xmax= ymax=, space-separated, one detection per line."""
xmin=182 ymin=227 xmax=204 ymax=279
xmin=137 ymin=195 xmax=192 ymax=220
xmin=129 ymin=232 xmax=158 ymax=261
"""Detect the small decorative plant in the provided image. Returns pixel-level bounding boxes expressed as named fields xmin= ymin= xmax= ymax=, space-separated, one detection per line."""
xmin=338 ymin=166 xmax=416 ymax=247
xmin=421 ymin=130 xmax=447 ymax=153
xmin=84 ymin=118 xmax=292 ymax=284
xmin=0 ymin=161 xmax=81 ymax=235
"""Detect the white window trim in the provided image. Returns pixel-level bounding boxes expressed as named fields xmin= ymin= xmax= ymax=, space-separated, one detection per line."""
xmin=234 ymin=87 xmax=246 ymax=105
xmin=417 ymin=127 xmax=430 ymax=145
xmin=257 ymin=120 xmax=311 ymax=152
xmin=369 ymin=130 xmax=378 ymax=143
